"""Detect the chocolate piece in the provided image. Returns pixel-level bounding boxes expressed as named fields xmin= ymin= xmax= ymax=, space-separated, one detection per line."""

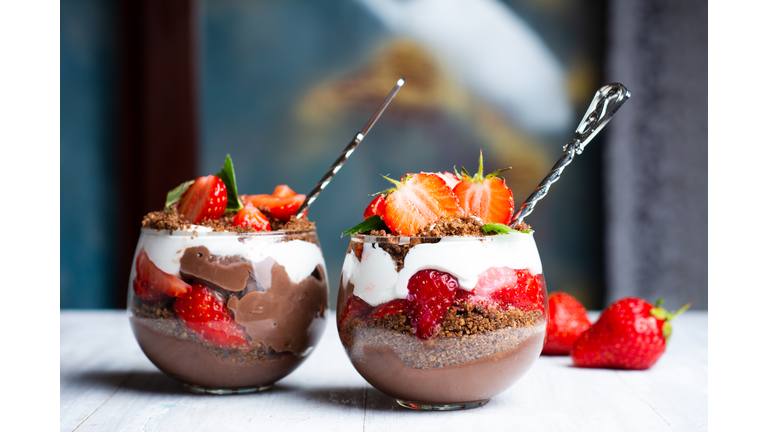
xmin=227 ymin=263 xmax=327 ymax=354
xmin=179 ymin=246 xmax=255 ymax=292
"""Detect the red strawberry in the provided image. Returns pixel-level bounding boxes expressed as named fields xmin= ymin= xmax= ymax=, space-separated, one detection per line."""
xmin=173 ymin=283 xmax=249 ymax=347
xmin=339 ymin=295 xmax=373 ymax=325
xmin=133 ymin=248 xmax=191 ymax=302
xmin=461 ymin=267 xmax=545 ymax=313
xmin=177 ymin=175 xmax=228 ymax=224
xmin=272 ymin=184 xmax=297 ymax=198
xmin=452 ymin=151 xmax=514 ymax=224
xmin=542 ymin=292 xmax=591 ymax=355
xmin=231 ymin=202 xmax=271 ymax=231
xmin=380 ymin=173 xmax=464 ymax=236
xmin=435 ymin=171 xmax=461 ymax=189
xmin=571 ymin=297 xmax=690 ymax=370
xmin=407 ymin=270 xmax=459 ymax=339
xmin=363 ymin=195 xmax=387 ymax=219
xmin=244 ymin=193 xmax=306 ymax=222
xmin=371 ymin=299 xmax=410 ymax=320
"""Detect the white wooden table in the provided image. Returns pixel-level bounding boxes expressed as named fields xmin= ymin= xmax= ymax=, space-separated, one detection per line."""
xmin=61 ymin=310 xmax=707 ymax=431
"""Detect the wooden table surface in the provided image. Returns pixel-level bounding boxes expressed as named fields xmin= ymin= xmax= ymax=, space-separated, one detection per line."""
xmin=60 ymin=310 xmax=707 ymax=431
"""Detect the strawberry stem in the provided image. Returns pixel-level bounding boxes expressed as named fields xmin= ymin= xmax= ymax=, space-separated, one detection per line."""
xmin=380 ymin=174 xmax=403 ymax=189
xmin=477 ymin=150 xmax=484 ymax=180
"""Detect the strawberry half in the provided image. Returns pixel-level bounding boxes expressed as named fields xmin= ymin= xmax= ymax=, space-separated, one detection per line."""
xmin=173 ymin=283 xmax=249 ymax=347
xmin=363 ymin=195 xmax=387 ymax=219
xmin=371 ymin=299 xmax=410 ymax=320
xmin=231 ymin=202 xmax=271 ymax=231
xmin=272 ymin=184 xmax=297 ymax=198
xmin=458 ymin=267 xmax=545 ymax=313
xmin=177 ymin=175 xmax=228 ymax=224
xmin=542 ymin=292 xmax=591 ymax=355
xmin=407 ymin=269 xmax=459 ymax=339
xmin=381 ymin=173 xmax=464 ymax=236
xmin=452 ymin=151 xmax=514 ymax=225
xmin=244 ymin=190 xmax=306 ymax=222
xmin=571 ymin=297 xmax=689 ymax=370
xmin=133 ymin=247 xmax=191 ymax=302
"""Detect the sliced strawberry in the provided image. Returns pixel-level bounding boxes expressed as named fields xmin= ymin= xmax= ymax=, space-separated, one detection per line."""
xmin=488 ymin=269 xmax=545 ymax=313
xmin=458 ymin=267 xmax=544 ymax=313
xmin=435 ymin=171 xmax=461 ymax=189
xmin=244 ymin=194 xmax=306 ymax=222
xmin=177 ymin=175 xmax=228 ymax=224
xmin=407 ymin=269 xmax=459 ymax=339
xmin=133 ymin=247 xmax=191 ymax=302
xmin=339 ymin=295 xmax=373 ymax=325
xmin=371 ymin=299 xmax=410 ymax=320
xmin=272 ymin=184 xmax=297 ymax=198
xmin=173 ymin=283 xmax=249 ymax=347
xmin=453 ymin=151 xmax=514 ymax=225
xmin=381 ymin=173 xmax=464 ymax=236
xmin=363 ymin=195 xmax=387 ymax=219
xmin=231 ymin=202 xmax=271 ymax=231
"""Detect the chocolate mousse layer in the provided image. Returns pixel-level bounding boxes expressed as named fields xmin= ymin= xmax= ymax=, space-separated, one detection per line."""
xmin=353 ymin=331 xmax=544 ymax=404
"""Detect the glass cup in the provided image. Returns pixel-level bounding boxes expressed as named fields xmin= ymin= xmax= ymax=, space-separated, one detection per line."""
xmin=337 ymin=232 xmax=548 ymax=410
xmin=128 ymin=227 xmax=329 ymax=394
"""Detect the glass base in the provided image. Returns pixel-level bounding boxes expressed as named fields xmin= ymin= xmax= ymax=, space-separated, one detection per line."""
xmin=396 ymin=399 xmax=489 ymax=411
xmin=183 ymin=383 xmax=273 ymax=395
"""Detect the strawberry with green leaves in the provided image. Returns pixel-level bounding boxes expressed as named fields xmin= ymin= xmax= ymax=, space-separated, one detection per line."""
xmin=380 ymin=173 xmax=464 ymax=236
xmin=571 ymin=297 xmax=690 ymax=370
xmin=453 ymin=151 xmax=515 ymax=225
xmin=173 ymin=283 xmax=249 ymax=347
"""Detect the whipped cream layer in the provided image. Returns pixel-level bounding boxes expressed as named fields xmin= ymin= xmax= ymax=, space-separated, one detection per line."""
xmin=342 ymin=232 xmax=542 ymax=307
xmin=133 ymin=228 xmax=326 ymax=285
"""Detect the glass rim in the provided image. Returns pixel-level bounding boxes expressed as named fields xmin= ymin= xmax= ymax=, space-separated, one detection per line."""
xmin=140 ymin=226 xmax=318 ymax=237
xmin=348 ymin=231 xmax=534 ymax=243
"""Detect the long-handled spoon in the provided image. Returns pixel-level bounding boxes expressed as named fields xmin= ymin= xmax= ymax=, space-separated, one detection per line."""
xmin=295 ymin=78 xmax=406 ymax=219
xmin=509 ymin=83 xmax=631 ymax=228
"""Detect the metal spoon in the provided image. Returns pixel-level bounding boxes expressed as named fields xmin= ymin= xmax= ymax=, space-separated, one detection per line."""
xmin=295 ymin=78 xmax=405 ymax=219
xmin=510 ymin=83 xmax=631 ymax=228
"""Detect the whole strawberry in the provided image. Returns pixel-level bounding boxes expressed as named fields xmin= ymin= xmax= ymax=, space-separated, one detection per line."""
xmin=571 ymin=297 xmax=689 ymax=370
xmin=542 ymin=292 xmax=591 ymax=355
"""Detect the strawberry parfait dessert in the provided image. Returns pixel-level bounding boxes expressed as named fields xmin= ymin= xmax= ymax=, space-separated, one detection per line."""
xmin=128 ymin=156 xmax=329 ymax=394
xmin=338 ymin=153 xmax=547 ymax=410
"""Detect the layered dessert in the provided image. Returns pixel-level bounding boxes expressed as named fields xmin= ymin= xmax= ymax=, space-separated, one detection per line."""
xmin=128 ymin=156 xmax=328 ymax=393
xmin=337 ymin=153 xmax=547 ymax=409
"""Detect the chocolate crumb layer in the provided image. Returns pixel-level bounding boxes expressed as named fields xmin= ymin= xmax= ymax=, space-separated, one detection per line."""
xmin=141 ymin=209 xmax=315 ymax=235
xmin=342 ymin=306 xmax=545 ymax=369
xmin=417 ymin=215 xmax=486 ymax=237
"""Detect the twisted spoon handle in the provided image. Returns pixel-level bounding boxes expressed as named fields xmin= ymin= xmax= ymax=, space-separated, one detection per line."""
xmin=296 ymin=78 xmax=405 ymax=219
xmin=510 ymin=83 xmax=631 ymax=227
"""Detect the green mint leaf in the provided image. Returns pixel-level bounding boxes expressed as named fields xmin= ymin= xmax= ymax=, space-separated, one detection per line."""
xmin=481 ymin=223 xmax=514 ymax=234
xmin=165 ymin=180 xmax=195 ymax=210
xmin=215 ymin=154 xmax=244 ymax=211
xmin=341 ymin=215 xmax=387 ymax=236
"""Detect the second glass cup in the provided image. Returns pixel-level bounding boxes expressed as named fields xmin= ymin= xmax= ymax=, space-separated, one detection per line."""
xmin=337 ymin=232 xmax=548 ymax=410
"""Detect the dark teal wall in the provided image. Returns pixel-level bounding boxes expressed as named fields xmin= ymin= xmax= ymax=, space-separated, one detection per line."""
xmin=60 ymin=0 xmax=118 ymax=308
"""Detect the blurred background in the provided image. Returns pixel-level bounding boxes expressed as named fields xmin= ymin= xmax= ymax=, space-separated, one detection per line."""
xmin=61 ymin=0 xmax=706 ymax=311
